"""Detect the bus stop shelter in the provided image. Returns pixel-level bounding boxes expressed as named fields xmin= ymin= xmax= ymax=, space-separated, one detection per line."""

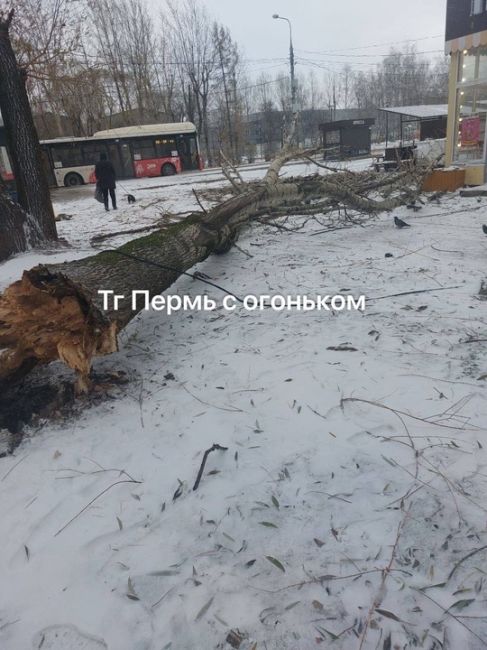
xmin=319 ymin=118 xmax=375 ymax=159
xmin=379 ymin=105 xmax=448 ymax=147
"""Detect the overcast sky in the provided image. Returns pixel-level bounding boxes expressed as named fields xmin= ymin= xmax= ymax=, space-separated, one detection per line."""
xmin=151 ymin=0 xmax=447 ymax=77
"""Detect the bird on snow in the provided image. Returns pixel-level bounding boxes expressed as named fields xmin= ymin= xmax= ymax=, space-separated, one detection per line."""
xmin=483 ymin=224 xmax=487 ymax=235
xmin=394 ymin=216 xmax=411 ymax=229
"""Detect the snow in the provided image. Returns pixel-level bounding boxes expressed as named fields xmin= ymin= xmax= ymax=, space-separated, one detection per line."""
xmin=1 ymin=163 xmax=487 ymax=650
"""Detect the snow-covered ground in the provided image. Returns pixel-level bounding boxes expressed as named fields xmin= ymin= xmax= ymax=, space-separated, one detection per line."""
xmin=1 ymin=162 xmax=487 ymax=650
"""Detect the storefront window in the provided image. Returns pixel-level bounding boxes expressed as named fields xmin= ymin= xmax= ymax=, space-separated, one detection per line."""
xmin=460 ymin=50 xmax=477 ymax=81
xmin=453 ymin=46 xmax=487 ymax=165
xmin=479 ymin=47 xmax=487 ymax=79
xmin=454 ymin=84 xmax=487 ymax=162
xmin=458 ymin=47 xmax=487 ymax=82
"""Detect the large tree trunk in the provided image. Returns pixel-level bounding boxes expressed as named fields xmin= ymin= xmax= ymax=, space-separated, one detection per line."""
xmin=0 ymin=187 xmax=29 ymax=260
xmin=0 ymin=9 xmax=57 ymax=245
xmin=0 ymin=154 xmax=430 ymax=393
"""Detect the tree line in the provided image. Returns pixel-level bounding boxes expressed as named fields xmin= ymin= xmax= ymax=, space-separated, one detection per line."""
xmin=2 ymin=0 xmax=449 ymax=163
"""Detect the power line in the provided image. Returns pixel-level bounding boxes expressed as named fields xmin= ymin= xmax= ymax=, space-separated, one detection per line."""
xmin=67 ymin=50 xmax=288 ymax=66
xmin=297 ymin=58 xmax=448 ymax=77
xmin=31 ymin=74 xmax=289 ymax=105
xmin=304 ymin=33 xmax=444 ymax=55
xmin=295 ymin=49 xmax=445 ymax=59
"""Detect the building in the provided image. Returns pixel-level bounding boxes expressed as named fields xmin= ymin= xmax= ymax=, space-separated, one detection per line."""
xmin=243 ymin=108 xmax=374 ymax=161
xmin=445 ymin=0 xmax=487 ymax=184
xmin=319 ymin=118 xmax=375 ymax=159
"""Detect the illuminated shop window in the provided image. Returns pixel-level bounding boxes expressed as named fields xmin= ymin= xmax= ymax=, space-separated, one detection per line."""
xmin=454 ymin=84 xmax=487 ymax=162
xmin=458 ymin=47 xmax=487 ymax=82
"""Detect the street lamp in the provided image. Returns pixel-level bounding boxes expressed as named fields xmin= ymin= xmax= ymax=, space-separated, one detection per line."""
xmin=272 ymin=14 xmax=296 ymax=116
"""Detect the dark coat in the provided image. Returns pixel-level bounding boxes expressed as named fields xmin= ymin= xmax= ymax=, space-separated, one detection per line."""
xmin=94 ymin=159 xmax=116 ymax=190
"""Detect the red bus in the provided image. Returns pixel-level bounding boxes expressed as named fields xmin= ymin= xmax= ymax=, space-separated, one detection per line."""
xmin=40 ymin=122 xmax=203 ymax=187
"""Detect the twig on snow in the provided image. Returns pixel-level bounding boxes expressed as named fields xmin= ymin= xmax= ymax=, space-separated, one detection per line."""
xmin=232 ymin=243 xmax=254 ymax=258
xmin=341 ymin=397 xmax=476 ymax=431
xmin=193 ymin=444 xmax=229 ymax=491
xmin=447 ymin=544 xmax=487 ymax=583
xmin=367 ymin=285 xmax=461 ymax=303
xmin=358 ymin=506 xmax=411 ymax=649
xmin=1 ymin=454 xmax=27 ymax=482
xmin=422 ymin=456 xmax=487 ymax=515
xmin=250 ymin=568 xmax=410 ymax=594
xmin=181 ymin=384 xmax=243 ymax=413
xmin=414 ymin=589 xmax=487 ymax=648
xmin=54 ymin=478 xmax=142 ymax=537
xmin=431 ymin=244 xmax=463 ymax=254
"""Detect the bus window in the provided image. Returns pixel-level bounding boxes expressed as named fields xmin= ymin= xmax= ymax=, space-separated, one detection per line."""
xmin=82 ymin=142 xmax=109 ymax=166
xmin=51 ymin=144 xmax=84 ymax=168
xmin=133 ymin=138 xmax=156 ymax=160
xmin=155 ymin=138 xmax=177 ymax=157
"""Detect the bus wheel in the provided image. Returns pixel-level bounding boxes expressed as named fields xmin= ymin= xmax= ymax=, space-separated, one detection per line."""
xmin=64 ymin=172 xmax=84 ymax=187
xmin=161 ymin=163 xmax=176 ymax=176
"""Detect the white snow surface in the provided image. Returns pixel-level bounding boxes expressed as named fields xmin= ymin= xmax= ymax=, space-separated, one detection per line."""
xmin=1 ymin=161 xmax=487 ymax=650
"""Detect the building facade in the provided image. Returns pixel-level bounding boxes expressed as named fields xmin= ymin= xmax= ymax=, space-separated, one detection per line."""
xmin=446 ymin=0 xmax=487 ymax=184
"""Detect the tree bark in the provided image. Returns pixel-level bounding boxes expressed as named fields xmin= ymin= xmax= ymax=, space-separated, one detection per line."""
xmin=0 ymin=9 xmax=57 ymax=244
xmin=0 ymin=187 xmax=29 ymax=260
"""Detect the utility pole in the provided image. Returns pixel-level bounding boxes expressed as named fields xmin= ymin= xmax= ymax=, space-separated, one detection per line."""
xmin=272 ymin=14 xmax=296 ymax=115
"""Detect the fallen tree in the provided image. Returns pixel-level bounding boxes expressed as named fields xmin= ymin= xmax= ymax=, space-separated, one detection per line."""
xmin=0 ymin=154 xmax=431 ymax=393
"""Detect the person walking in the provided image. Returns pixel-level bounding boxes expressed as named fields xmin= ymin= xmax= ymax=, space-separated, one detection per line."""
xmin=95 ymin=153 xmax=117 ymax=211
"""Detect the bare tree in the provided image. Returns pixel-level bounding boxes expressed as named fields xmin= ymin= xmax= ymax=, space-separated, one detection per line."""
xmin=165 ymin=0 xmax=217 ymax=164
xmin=154 ymin=23 xmax=186 ymax=122
xmin=118 ymin=0 xmax=158 ymax=121
xmin=212 ymin=23 xmax=242 ymax=161
xmin=86 ymin=0 xmax=133 ymax=118
xmin=303 ymin=69 xmax=324 ymax=111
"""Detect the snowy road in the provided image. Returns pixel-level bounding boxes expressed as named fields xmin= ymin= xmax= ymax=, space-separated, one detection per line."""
xmin=1 ymin=165 xmax=487 ymax=649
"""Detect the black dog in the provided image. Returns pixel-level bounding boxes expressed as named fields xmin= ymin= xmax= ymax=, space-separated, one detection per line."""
xmin=394 ymin=216 xmax=411 ymax=229
xmin=483 ymin=224 xmax=487 ymax=235
xmin=127 ymin=194 xmax=136 ymax=204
